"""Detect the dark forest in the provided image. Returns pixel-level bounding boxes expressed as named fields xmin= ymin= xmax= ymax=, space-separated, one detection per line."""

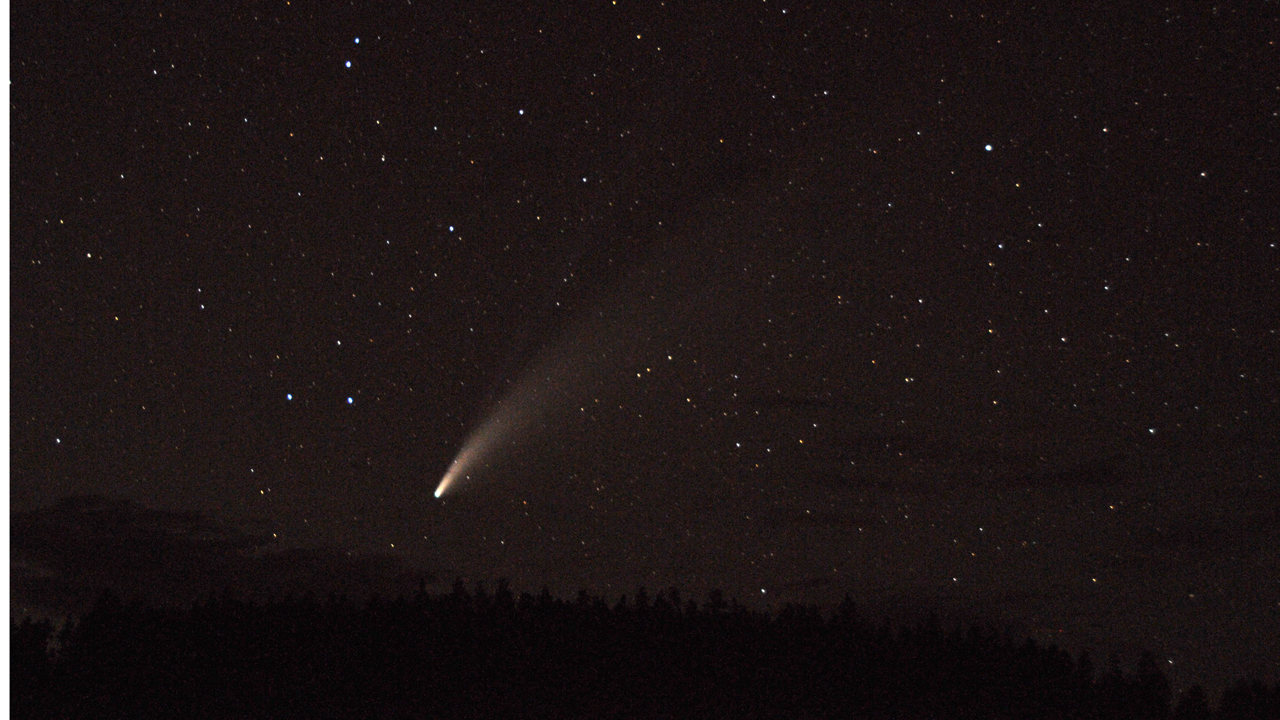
xmin=12 ymin=582 xmax=1279 ymax=719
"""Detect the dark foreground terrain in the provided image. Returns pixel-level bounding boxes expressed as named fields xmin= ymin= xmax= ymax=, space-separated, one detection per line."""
xmin=12 ymin=582 xmax=1279 ymax=719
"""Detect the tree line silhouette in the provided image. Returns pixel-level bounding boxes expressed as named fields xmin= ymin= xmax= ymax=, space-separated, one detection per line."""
xmin=12 ymin=581 xmax=1279 ymax=719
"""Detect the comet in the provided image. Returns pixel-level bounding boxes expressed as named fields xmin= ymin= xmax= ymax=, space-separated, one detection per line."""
xmin=432 ymin=403 xmax=527 ymax=498
xmin=431 ymin=349 xmax=570 ymax=498
xmin=430 ymin=283 xmax=641 ymax=498
xmin=432 ymin=230 xmax=737 ymax=499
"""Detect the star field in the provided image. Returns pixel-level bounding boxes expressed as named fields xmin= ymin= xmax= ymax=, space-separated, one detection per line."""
xmin=10 ymin=1 xmax=1279 ymax=695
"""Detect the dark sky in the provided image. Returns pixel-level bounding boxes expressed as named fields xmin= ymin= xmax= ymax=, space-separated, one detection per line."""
xmin=10 ymin=0 xmax=1278 ymax=693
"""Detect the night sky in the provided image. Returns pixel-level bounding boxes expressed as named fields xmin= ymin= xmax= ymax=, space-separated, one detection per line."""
xmin=10 ymin=0 xmax=1279 ymax=693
